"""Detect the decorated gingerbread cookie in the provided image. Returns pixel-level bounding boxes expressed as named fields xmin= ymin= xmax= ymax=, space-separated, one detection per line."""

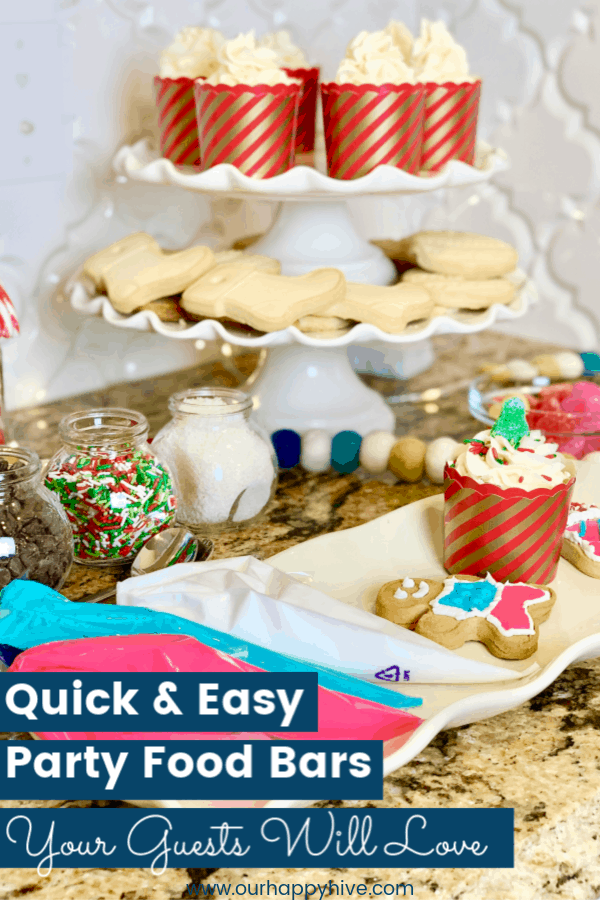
xmin=376 ymin=573 xmax=556 ymax=660
xmin=561 ymin=502 xmax=600 ymax=579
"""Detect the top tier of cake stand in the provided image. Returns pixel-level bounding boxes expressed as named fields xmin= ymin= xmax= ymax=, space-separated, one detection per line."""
xmin=114 ymin=138 xmax=507 ymax=201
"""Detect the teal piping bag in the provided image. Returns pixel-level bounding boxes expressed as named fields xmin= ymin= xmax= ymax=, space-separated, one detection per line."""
xmin=0 ymin=580 xmax=421 ymax=709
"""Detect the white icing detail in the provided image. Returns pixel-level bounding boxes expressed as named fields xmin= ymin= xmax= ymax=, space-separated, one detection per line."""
xmin=402 ymin=577 xmax=415 ymax=589
xmin=414 ymin=581 xmax=429 ymax=599
xmin=393 ymin=588 xmax=408 ymax=600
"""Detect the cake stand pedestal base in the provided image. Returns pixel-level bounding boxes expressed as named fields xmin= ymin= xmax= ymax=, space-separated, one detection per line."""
xmin=251 ymin=200 xmax=397 ymax=285
xmin=247 ymin=343 xmax=395 ymax=436
xmin=349 ymin=338 xmax=437 ymax=380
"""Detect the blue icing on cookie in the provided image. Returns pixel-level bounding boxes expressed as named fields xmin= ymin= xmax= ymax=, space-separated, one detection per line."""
xmin=442 ymin=580 xmax=497 ymax=613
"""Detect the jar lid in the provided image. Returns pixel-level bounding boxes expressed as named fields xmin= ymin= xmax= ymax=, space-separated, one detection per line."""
xmin=0 ymin=446 xmax=41 ymax=484
xmin=169 ymin=387 xmax=253 ymax=417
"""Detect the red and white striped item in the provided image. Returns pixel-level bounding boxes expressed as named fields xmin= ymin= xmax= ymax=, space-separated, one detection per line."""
xmin=283 ymin=66 xmax=320 ymax=154
xmin=0 ymin=283 xmax=19 ymax=339
xmin=195 ymin=81 xmax=300 ymax=178
xmin=321 ymin=82 xmax=424 ymax=180
xmin=444 ymin=464 xmax=574 ymax=585
xmin=153 ymin=75 xmax=202 ymax=167
xmin=420 ymin=80 xmax=481 ymax=172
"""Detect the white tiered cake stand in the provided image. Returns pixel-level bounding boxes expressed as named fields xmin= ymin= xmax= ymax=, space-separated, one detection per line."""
xmin=114 ymin=138 xmax=508 ymax=285
xmin=70 ymin=140 xmax=533 ymax=435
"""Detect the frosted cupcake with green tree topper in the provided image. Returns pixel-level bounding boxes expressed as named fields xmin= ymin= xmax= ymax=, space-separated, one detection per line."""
xmin=443 ymin=397 xmax=575 ymax=584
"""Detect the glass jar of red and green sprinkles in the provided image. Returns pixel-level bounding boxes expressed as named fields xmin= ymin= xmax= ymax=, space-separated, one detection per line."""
xmin=44 ymin=408 xmax=177 ymax=566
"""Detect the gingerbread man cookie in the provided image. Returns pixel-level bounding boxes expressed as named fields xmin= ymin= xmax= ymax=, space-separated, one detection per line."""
xmin=561 ymin=502 xmax=600 ymax=579
xmin=376 ymin=573 xmax=556 ymax=660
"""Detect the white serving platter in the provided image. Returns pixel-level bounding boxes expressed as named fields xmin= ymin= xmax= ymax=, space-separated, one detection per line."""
xmin=150 ymin=487 xmax=600 ymax=811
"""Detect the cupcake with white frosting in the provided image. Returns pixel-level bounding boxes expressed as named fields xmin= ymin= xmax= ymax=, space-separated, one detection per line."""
xmin=411 ymin=20 xmax=481 ymax=171
xmin=259 ymin=30 xmax=319 ymax=154
xmin=259 ymin=30 xmax=309 ymax=69
xmin=154 ymin=27 xmax=224 ymax=167
xmin=444 ymin=398 xmax=575 ymax=585
xmin=159 ymin=27 xmax=224 ymax=80
xmin=194 ymin=32 xmax=301 ymax=178
xmin=321 ymin=25 xmax=424 ymax=179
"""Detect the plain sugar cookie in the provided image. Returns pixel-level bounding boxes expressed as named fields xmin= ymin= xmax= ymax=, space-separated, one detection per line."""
xmin=389 ymin=231 xmax=518 ymax=279
xmin=401 ymin=270 xmax=515 ymax=309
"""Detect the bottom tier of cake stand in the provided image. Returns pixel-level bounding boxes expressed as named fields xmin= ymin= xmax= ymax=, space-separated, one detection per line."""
xmin=246 ymin=342 xmax=395 ymax=436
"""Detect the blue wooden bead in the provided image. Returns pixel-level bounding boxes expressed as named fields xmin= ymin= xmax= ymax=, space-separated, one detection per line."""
xmin=331 ymin=430 xmax=362 ymax=474
xmin=271 ymin=429 xmax=301 ymax=469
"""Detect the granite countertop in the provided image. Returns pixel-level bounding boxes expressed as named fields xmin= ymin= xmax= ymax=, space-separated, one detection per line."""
xmin=3 ymin=331 xmax=600 ymax=900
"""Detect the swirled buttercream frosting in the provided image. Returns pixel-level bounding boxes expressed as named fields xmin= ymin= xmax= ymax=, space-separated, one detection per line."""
xmin=205 ymin=31 xmax=299 ymax=86
xmin=411 ymin=19 xmax=477 ymax=84
xmin=451 ymin=429 xmax=572 ymax=491
xmin=259 ymin=30 xmax=308 ymax=68
xmin=159 ymin=27 xmax=224 ymax=79
xmin=336 ymin=29 xmax=416 ymax=86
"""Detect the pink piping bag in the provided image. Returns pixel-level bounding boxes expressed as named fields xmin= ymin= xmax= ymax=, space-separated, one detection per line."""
xmin=10 ymin=634 xmax=423 ymax=743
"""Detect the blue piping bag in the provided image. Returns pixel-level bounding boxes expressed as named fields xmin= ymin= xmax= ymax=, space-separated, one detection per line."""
xmin=0 ymin=580 xmax=421 ymax=709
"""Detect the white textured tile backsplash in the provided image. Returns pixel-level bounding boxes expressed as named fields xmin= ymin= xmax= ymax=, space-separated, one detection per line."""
xmin=1 ymin=0 xmax=599 ymax=408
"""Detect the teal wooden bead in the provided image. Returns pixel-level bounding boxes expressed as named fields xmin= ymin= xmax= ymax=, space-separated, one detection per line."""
xmin=331 ymin=431 xmax=362 ymax=474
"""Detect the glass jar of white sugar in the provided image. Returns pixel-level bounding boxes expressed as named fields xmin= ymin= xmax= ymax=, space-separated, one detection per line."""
xmin=152 ymin=387 xmax=277 ymax=532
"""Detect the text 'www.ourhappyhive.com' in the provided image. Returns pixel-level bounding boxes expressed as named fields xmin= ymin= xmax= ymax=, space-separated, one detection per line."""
xmin=186 ymin=882 xmax=414 ymax=898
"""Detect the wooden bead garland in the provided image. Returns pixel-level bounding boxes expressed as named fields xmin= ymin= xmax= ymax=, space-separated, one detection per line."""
xmin=480 ymin=350 xmax=597 ymax=384
xmin=272 ymin=428 xmax=460 ymax=484
xmin=359 ymin=431 xmax=397 ymax=474
xmin=388 ymin=437 xmax=426 ymax=483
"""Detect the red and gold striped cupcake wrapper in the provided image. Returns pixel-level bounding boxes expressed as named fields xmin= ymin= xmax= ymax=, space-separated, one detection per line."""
xmin=443 ymin=465 xmax=574 ymax=585
xmin=420 ymin=80 xmax=481 ymax=172
xmin=194 ymin=82 xmax=300 ymax=178
xmin=153 ymin=76 xmax=202 ymax=168
xmin=321 ymin=82 xmax=424 ymax=180
xmin=284 ymin=66 xmax=320 ymax=153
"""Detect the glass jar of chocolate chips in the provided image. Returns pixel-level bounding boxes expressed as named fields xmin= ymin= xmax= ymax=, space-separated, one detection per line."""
xmin=0 ymin=447 xmax=73 ymax=590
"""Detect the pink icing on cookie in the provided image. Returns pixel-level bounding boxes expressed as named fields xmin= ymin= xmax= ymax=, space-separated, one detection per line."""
xmin=488 ymin=584 xmax=547 ymax=634
xmin=433 ymin=577 xmax=549 ymax=636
